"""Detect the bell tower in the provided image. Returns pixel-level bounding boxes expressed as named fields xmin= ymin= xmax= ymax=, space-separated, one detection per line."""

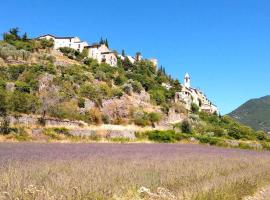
xmin=184 ymin=73 xmax=190 ymax=88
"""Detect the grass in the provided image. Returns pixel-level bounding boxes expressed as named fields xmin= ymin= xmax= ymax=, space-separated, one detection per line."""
xmin=0 ymin=143 xmax=270 ymax=199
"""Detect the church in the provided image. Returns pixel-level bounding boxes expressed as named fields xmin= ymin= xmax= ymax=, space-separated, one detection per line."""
xmin=175 ymin=73 xmax=219 ymax=114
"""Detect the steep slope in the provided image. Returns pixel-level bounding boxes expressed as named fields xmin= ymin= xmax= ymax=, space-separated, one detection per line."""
xmin=229 ymin=96 xmax=270 ymax=132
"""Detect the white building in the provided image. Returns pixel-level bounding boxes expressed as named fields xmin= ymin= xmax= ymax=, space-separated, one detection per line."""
xmin=85 ymin=43 xmax=117 ymax=66
xmin=37 ymin=34 xmax=88 ymax=52
xmin=149 ymin=58 xmax=158 ymax=67
xmin=175 ymin=73 xmax=219 ymax=114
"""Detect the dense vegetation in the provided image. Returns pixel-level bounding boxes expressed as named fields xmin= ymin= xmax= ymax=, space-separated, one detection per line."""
xmin=137 ymin=112 xmax=270 ymax=149
xmin=229 ymin=95 xmax=270 ymax=132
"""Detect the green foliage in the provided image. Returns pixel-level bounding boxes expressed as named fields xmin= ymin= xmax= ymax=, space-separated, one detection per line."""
xmin=181 ymin=120 xmax=192 ymax=133
xmin=78 ymin=98 xmax=85 ymax=108
xmin=48 ymin=101 xmax=80 ymax=120
xmin=59 ymin=47 xmax=86 ymax=61
xmin=15 ymin=81 xmax=31 ymax=93
xmin=148 ymin=130 xmax=176 ymax=143
xmin=149 ymin=88 xmax=166 ymax=105
xmin=132 ymin=111 xmax=162 ymax=127
xmin=197 ymin=112 xmax=258 ymax=141
xmin=133 ymin=110 xmax=150 ymax=127
xmin=148 ymin=112 xmax=162 ymax=127
xmin=52 ymin=127 xmax=71 ymax=136
xmin=0 ymin=89 xmax=7 ymax=117
xmin=8 ymin=91 xmax=40 ymax=114
xmin=0 ymin=117 xmax=11 ymax=135
xmin=191 ymin=103 xmax=199 ymax=114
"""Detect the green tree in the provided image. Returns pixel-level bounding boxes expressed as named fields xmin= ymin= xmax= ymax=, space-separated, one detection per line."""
xmin=105 ymin=38 xmax=109 ymax=48
xmin=149 ymin=112 xmax=162 ymax=127
xmin=0 ymin=89 xmax=7 ymax=117
xmin=22 ymin=32 xmax=28 ymax=41
xmin=181 ymin=120 xmax=192 ymax=133
xmin=121 ymin=49 xmax=125 ymax=56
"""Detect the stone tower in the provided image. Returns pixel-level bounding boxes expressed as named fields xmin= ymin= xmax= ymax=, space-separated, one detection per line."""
xmin=184 ymin=73 xmax=191 ymax=88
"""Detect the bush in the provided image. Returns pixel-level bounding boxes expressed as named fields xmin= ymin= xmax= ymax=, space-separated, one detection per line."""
xmin=133 ymin=110 xmax=150 ymax=127
xmin=8 ymin=91 xmax=40 ymax=114
xmin=78 ymin=98 xmax=85 ymax=108
xmin=129 ymin=80 xmax=143 ymax=93
xmin=15 ymin=81 xmax=31 ymax=93
xmin=149 ymin=88 xmax=166 ymax=105
xmin=122 ymin=83 xmax=132 ymax=95
xmin=181 ymin=120 xmax=192 ymax=133
xmin=256 ymin=131 xmax=266 ymax=141
xmin=196 ymin=135 xmax=221 ymax=145
xmin=148 ymin=112 xmax=162 ymax=127
xmin=111 ymin=87 xmax=123 ymax=98
xmin=0 ymin=117 xmax=11 ymax=135
xmin=86 ymin=108 xmax=102 ymax=125
xmin=191 ymin=103 xmax=199 ymax=114
xmin=48 ymin=101 xmax=79 ymax=120
xmin=148 ymin=130 xmax=176 ymax=143
xmin=102 ymin=115 xmax=110 ymax=124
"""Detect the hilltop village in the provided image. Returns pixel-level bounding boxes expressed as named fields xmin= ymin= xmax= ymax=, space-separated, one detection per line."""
xmin=37 ymin=34 xmax=217 ymax=114
xmin=37 ymin=34 xmax=158 ymax=67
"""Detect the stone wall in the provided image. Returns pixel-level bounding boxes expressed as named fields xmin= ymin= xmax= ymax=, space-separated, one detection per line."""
xmin=7 ymin=115 xmax=86 ymax=127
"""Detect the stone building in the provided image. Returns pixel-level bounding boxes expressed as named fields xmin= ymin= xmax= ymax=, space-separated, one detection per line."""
xmin=175 ymin=73 xmax=219 ymax=114
xmin=85 ymin=43 xmax=117 ymax=66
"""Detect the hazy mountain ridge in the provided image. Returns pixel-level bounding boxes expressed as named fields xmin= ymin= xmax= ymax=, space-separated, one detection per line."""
xmin=229 ymin=95 xmax=270 ymax=132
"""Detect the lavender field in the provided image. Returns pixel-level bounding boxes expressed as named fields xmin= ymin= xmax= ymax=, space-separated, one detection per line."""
xmin=1 ymin=143 xmax=270 ymax=200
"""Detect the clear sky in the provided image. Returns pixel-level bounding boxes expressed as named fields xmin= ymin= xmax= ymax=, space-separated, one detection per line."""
xmin=1 ymin=0 xmax=270 ymax=114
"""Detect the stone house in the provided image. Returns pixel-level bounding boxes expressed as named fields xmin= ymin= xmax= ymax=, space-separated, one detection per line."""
xmin=85 ymin=43 xmax=117 ymax=66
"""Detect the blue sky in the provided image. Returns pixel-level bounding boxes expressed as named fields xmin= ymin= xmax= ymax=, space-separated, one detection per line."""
xmin=1 ymin=0 xmax=270 ymax=114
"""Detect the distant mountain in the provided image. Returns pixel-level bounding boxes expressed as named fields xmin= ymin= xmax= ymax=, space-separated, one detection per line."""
xmin=229 ymin=96 xmax=270 ymax=132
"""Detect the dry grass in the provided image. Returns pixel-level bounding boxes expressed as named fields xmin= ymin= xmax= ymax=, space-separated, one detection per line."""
xmin=0 ymin=143 xmax=270 ymax=200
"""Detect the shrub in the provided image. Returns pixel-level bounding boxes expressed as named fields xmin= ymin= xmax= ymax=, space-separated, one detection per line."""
xmin=228 ymin=128 xmax=243 ymax=140
xmin=8 ymin=91 xmax=40 ymax=114
xmin=148 ymin=112 xmax=162 ymax=127
xmin=86 ymin=108 xmax=102 ymax=125
xmin=0 ymin=117 xmax=11 ymax=135
xmin=128 ymin=80 xmax=143 ymax=93
xmin=102 ymin=115 xmax=110 ymax=124
xmin=78 ymin=98 xmax=85 ymax=108
xmin=48 ymin=101 xmax=79 ymax=120
xmin=53 ymin=127 xmax=70 ymax=136
xmin=196 ymin=135 xmax=221 ymax=145
xmin=181 ymin=120 xmax=192 ymax=133
xmin=122 ymin=83 xmax=132 ymax=95
xmin=191 ymin=103 xmax=199 ymax=114
xmin=133 ymin=110 xmax=150 ymax=127
xmin=13 ymin=126 xmax=30 ymax=141
xmin=43 ymin=129 xmax=62 ymax=140
xmin=256 ymin=131 xmax=266 ymax=141
xmin=149 ymin=88 xmax=166 ymax=105
xmin=111 ymin=87 xmax=123 ymax=98
xmin=15 ymin=81 xmax=31 ymax=93
xmin=148 ymin=130 xmax=176 ymax=143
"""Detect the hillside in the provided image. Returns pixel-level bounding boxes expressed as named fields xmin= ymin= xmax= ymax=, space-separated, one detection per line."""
xmin=1 ymin=28 xmax=270 ymax=150
xmin=0 ymin=28 xmax=183 ymax=129
xmin=229 ymin=96 xmax=270 ymax=132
